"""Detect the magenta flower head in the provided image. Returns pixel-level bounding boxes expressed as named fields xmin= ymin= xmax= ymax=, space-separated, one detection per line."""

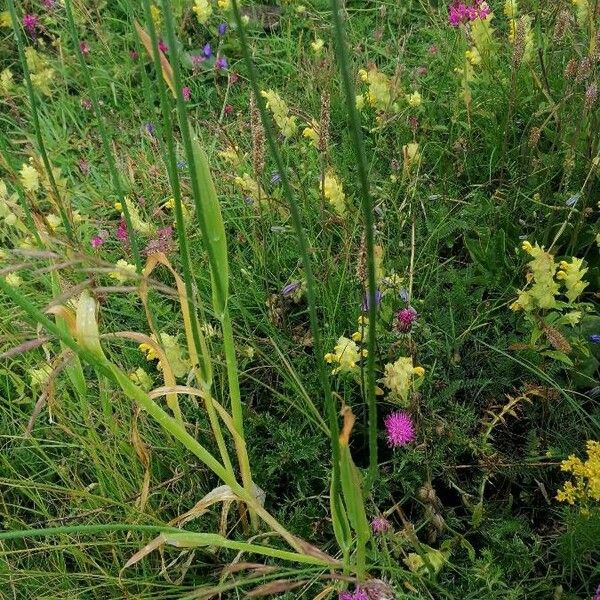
xmin=593 ymin=585 xmax=600 ymax=600
xmin=182 ymin=86 xmax=191 ymax=102
xmin=395 ymin=307 xmax=418 ymax=333
xmin=448 ymin=0 xmax=490 ymax=27
xmin=158 ymin=39 xmax=168 ymax=53
xmin=22 ymin=13 xmax=39 ymax=34
xmin=385 ymin=411 xmax=415 ymax=448
xmin=371 ymin=516 xmax=391 ymax=534
xmin=79 ymin=40 xmax=90 ymax=56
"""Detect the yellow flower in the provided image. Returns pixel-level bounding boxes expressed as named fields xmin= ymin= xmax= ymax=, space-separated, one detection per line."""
xmin=402 ymin=143 xmax=421 ymax=177
xmin=139 ymin=342 xmax=159 ymax=362
xmin=355 ymin=94 xmax=365 ymax=111
xmin=557 ymin=440 xmax=600 ymax=505
xmin=114 ymin=201 xmax=123 ymax=211
xmin=360 ymin=67 xmax=394 ymax=110
xmin=260 ymin=89 xmax=297 ymax=137
xmin=150 ymin=4 xmax=162 ymax=27
xmin=504 ymin=0 xmax=518 ymax=19
xmin=19 ymin=163 xmax=39 ymax=193
xmin=5 ymin=272 xmax=22 ymax=288
xmin=406 ymin=91 xmax=422 ymax=108
xmin=413 ymin=366 xmax=425 ymax=378
xmin=296 ymin=5 xmax=306 ymax=13
xmin=46 ymin=214 xmax=62 ymax=231
xmin=129 ymin=367 xmax=153 ymax=391
xmin=558 ymin=257 xmax=588 ymax=303
xmin=302 ymin=126 xmax=319 ymax=147
xmin=29 ymin=364 xmax=53 ymax=387
xmin=351 ymin=331 xmax=363 ymax=342
xmin=513 ymin=242 xmax=559 ymax=311
xmin=109 ymin=259 xmax=137 ymax=283
xmin=311 ymin=38 xmax=325 ymax=54
xmin=192 ymin=0 xmax=212 ymax=24
xmin=163 ymin=197 xmax=175 ymax=209
xmin=0 ymin=11 xmax=11 ymax=28
xmin=325 ymin=336 xmax=363 ymax=375
xmin=321 ymin=171 xmax=346 ymax=216
xmin=217 ymin=0 xmax=231 ymax=8
xmin=380 ymin=357 xmax=419 ymax=403
xmin=465 ymin=47 xmax=482 ymax=66
xmin=0 ymin=68 xmax=14 ymax=95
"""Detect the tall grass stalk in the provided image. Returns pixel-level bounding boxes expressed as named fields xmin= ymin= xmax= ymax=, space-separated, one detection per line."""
xmin=159 ymin=0 xmax=257 ymax=529
xmin=138 ymin=1 xmax=234 ymax=477
xmin=328 ymin=0 xmax=379 ymax=487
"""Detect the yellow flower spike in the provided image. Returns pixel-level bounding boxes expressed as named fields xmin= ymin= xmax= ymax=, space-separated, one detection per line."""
xmin=192 ymin=0 xmax=212 ymax=24
xmin=351 ymin=331 xmax=363 ymax=342
xmin=521 ymin=240 xmax=533 ymax=253
xmin=509 ymin=301 xmax=522 ymax=311
xmin=413 ymin=366 xmax=425 ymax=378
xmin=5 ymin=273 xmax=22 ymax=288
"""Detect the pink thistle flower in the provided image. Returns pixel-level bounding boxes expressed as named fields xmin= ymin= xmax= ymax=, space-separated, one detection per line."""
xmin=224 ymin=104 xmax=234 ymax=116
xmin=395 ymin=307 xmax=417 ymax=333
xmin=384 ymin=411 xmax=415 ymax=448
xmin=158 ymin=39 xmax=168 ymax=53
xmin=22 ymin=13 xmax=39 ymax=34
xmin=91 ymin=236 xmax=104 ymax=248
xmin=182 ymin=86 xmax=191 ymax=102
xmin=79 ymin=40 xmax=90 ymax=56
xmin=371 ymin=516 xmax=391 ymax=534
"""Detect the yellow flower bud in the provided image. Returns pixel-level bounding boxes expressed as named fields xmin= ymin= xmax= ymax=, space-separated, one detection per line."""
xmin=413 ymin=366 xmax=425 ymax=377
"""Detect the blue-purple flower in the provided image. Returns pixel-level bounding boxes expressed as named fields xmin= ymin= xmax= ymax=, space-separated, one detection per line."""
xmin=218 ymin=22 xmax=228 ymax=35
xmin=361 ymin=289 xmax=382 ymax=312
xmin=203 ymin=43 xmax=213 ymax=58
xmin=589 ymin=334 xmax=600 ymax=344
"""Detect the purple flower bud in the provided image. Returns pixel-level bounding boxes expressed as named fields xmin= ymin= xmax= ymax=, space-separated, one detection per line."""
xmin=218 ymin=22 xmax=228 ymax=35
xmin=361 ymin=289 xmax=382 ymax=312
xmin=281 ymin=281 xmax=301 ymax=297
xmin=203 ymin=43 xmax=213 ymax=58
xmin=589 ymin=334 xmax=600 ymax=344
xmin=215 ymin=55 xmax=228 ymax=70
xmin=395 ymin=307 xmax=418 ymax=333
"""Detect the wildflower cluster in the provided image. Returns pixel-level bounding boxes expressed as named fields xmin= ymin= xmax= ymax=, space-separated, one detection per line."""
xmin=25 ymin=47 xmax=55 ymax=96
xmin=379 ymin=357 xmax=425 ymax=404
xmin=260 ymin=89 xmax=297 ymax=137
xmin=556 ymin=440 xmax=600 ymax=507
xmin=325 ymin=330 xmax=368 ymax=376
xmin=511 ymin=241 xmax=588 ymax=312
xmin=321 ymin=171 xmax=346 ymax=216
xmin=448 ymin=0 xmax=491 ymax=27
xmin=357 ymin=67 xmax=395 ymax=111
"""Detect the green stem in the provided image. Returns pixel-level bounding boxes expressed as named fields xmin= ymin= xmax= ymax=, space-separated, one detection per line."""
xmin=328 ymin=0 xmax=378 ymax=487
xmin=0 ymin=524 xmax=181 ymax=542
xmin=139 ymin=0 xmax=234 ymax=478
xmin=229 ymin=0 xmax=341 ymax=487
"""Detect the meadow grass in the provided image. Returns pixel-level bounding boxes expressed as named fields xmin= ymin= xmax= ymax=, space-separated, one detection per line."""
xmin=1 ymin=0 xmax=600 ymax=598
